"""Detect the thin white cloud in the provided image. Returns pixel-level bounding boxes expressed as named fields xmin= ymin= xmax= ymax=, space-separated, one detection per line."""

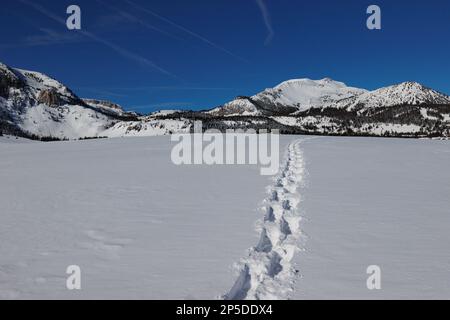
xmin=124 ymin=0 xmax=247 ymax=63
xmin=256 ymin=0 xmax=274 ymax=45
xmin=17 ymin=0 xmax=177 ymax=79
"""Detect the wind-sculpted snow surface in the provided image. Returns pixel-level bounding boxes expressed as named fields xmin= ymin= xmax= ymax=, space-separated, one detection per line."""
xmin=226 ymin=140 xmax=306 ymax=300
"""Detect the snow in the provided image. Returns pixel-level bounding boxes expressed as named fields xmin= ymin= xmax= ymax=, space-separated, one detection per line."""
xmin=16 ymin=103 xmax=190 ymax=140
xmin=226 ymin=140 xmax=305 ymax=300
xmin=209 ymin=78 xmax=367 ymax=116
xmin=271 ymin=116 xmax=299 ymax=127
xmin=256 ymin=78 xmax=367 ymax=111
xmin=419 ymin=108 xmax=439 ymax=120
xmin=104 ymin=119 xmax=191 ymax=137
xmin=208 ymin=98 xmax=261 ymax=117
xmin=4 ymin=59 xmax=450 ymax=140
xmin=0 ymin=136 xmax=279 ymax=299
xmin=359 ymin=123 xmax=422 ymax=135
xmin=19 ymin=104 xmax=112 ymax=139
xmin=0 ymin=135 xmax=36 ymax=144
xmin=292 ymin=137 xmax=450 ymax=299
xmin=1 ymin=135 xmax=449 ymax=300
xmin=442 ymin=114 xmax=450 ymax=122
xmin=150 ymin=110 xmax=182 ymax=117
xmin=337 ymin=82 xmax=450 ymax=110
xmin=83 ymin=99 xmax=128 ymax=117
xmin=2 ymin=61 xmax=193 ymax=140
xmin=14 ymin=68 xmax=77 ymax=100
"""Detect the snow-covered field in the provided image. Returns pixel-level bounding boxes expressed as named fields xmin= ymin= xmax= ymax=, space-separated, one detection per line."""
xmin=1 ymin=135 xmax=449 ymax=299
xmin=294 ymin=137 xmax=450 ymax=299
xmin=0 ymin=135 xmax=275 ymax=299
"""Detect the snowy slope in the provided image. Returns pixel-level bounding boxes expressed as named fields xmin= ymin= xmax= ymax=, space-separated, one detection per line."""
xmin=104 ymin=118 xmax=191 ymax=137
xmin=14 ymin=68 xmax=80 ymax=103
xmin=150 ymin=110 xmax=182 ymax=117
xmin=82 ymin=99 xmax=135 ymax=118
xmin=19 ymin=104 xmax=113 ymax=139
xmin=207 ymin=97 xmax=262 ymax=117
xmin=1 ymin=62 xmax=110 ymax=139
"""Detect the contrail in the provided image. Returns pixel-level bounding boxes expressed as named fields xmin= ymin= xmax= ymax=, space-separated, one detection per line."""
xmin=256 ymin=0 xmax=274 ymax=45
xmin=96 ymin=0 xmax=183 ymax=42
xmin=17 ymin=0 xmax=178 ymax=79
xmin=124 ymin=0 xmax=248 ymax=63
xmin=98 ymin=85 xmax=236 ymax=91
xmin=0 ymin=28 xmax=83 ymax=49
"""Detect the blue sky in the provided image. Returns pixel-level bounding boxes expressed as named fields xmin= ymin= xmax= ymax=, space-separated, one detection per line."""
xmin=0 ymin=0 xmax=449 ymax=113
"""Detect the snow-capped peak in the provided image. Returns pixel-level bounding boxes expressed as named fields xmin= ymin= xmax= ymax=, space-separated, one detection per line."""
xmin=336 ymin=81 xmax=450 ymax=110
xmin=273 ymin=77 xmax=348 ymax=90
xmin=255 ymin=77 xmax=368 ymax=112
xmin=208 ymin=77 xmax=369 ymax=116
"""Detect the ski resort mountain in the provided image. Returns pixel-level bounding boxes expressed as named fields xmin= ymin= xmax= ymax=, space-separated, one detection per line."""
xmin=208 ymin=78 xmax=367 ymax=116
xmin=1 ymin=61 xmax=449 ymax=140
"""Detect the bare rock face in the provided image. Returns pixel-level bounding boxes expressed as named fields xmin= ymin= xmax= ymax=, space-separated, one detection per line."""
xmin=0 ymin=64 xmax=24 ymax=98
xmin=38 ymin=89 xmax=63 ymax=107
xmin=0 ymin=79 xmax=10 ymax=98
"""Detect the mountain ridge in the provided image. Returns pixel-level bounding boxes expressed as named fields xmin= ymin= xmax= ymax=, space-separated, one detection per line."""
xmin=332 ymin=81 xmax=450 ymax=111
xmin=208 ymin=78 xmax=368 ymax=117
xmin=1 ymin=61 xmax=449 ymax=140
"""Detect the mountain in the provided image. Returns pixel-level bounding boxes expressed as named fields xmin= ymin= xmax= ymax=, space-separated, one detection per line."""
xmin=208 ymin=78 xmax=367 ymax=116
xmin=82 ymin=99 xmax=135 ymax=117
xmin=0 ymin=62 xmax=190 ymax=139
xmin=257 ymin=78 xmax=367 ymax=112
xmin=204 ymin=79 xmax=450 ymax=138
xmin=1 ymin=61 xmax=449 ymax=140
xmin=291 ymin=81 xmax=450 ymax=137
xmin=207 ymin=96 xmax=262 ymax=116
xmin=333 ymin=81 xmax=450 ymax=111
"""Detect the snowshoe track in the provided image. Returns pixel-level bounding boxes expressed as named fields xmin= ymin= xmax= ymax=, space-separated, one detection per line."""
xmin=225 ymin=140 xmax=305 ymax=300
